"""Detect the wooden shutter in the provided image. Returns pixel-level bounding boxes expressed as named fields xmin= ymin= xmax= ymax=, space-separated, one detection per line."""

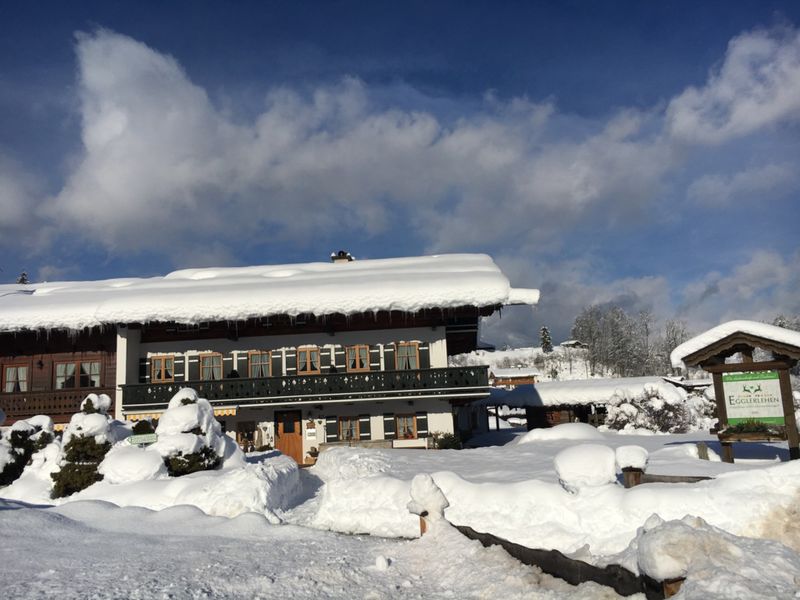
xmin=359 ymin=415 xmax=371 ymax=440
xmin=187 ymin=356 xmax=200 ymax=381
xmin=325 ymin=416 xmax=338 ymax=442
xmin=271 ymin=353 xmax=282 ymax=377
xmin=383 ymin=413 xmax=396 ymax=439
xmin=173 ymin=356 xmax=185 ymax=380
xmin=383 ymin=345 xmax=395 ymax=370
xmin=369 ymin=347 xmax=381 ymax=369
xmin=138 ymin=358 xmax=148 ymax=383
xmin=236 ymin=353 xmax=248 ymax=377
xmin=416 ymin=412 xmax=429 ymax=438
xmin=285 ymin=351 xmax=297 ymax=374
xmin=320 ymin=349 xmax=331 ymax=371
xmin=333 ymin=346 xmax=346 ymax=370
xmin=419 ymin=344 xmax=431 ymax=369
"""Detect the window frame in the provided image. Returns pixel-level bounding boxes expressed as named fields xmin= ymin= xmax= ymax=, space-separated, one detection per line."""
xmin=248 ymin=350 xmax=272 ymax=378
xmin=346 ymin=344 xmax=371 ymax=373
xmin=199 ymin=352 xmax=224 ymax=381
xmin=54 ymin=359 xmax=103 ymax=390
xmin=2 ymin=363 xmax=30 ymax=393
xmin=395 ymin=342 xmax=420 ymax=370
xmin=338 ymin=416 xmax=359 ymax=441
xmin=297 ymin=346 xmax=321 ymax=375
xmin=395 ymin=414 xmax=417 ymax=439
xmin=151 ymin=355 xmax=175 ymax=383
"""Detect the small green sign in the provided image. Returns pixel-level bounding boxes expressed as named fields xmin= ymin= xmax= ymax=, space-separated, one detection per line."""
xmin=128 ymin=433 xmax=158 ymax=445
xmin=722 ymin=370 xmax=784 ymax=426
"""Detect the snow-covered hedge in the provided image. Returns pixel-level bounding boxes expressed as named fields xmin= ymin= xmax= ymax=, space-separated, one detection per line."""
xmin=0 ymin=415 xmax=55 ymax=487
xmin=602 ymin=383 xmax=714 ymax=433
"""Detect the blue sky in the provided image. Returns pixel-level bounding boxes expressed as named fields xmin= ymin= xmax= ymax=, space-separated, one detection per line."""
xmin=1 ymin=1 xmax=799 ymax=345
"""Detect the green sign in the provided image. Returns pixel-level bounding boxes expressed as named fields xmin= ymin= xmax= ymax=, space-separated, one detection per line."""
xmin=722 ymin=371 xmax=784 ymax=426
xmin=128 ymin=433 xmax=158 ymax=445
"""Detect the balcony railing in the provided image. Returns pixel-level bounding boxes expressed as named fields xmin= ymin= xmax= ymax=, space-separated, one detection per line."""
xmin=0 ymin=387 xmax=116 ymax=423
xmin=122 ymin=366 xmax=489 ymax=410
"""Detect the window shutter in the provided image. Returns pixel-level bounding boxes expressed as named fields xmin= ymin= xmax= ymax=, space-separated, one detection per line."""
xmin=416 ymin=412 xmax=429 ymax=438
xmin=271 ymin=353 xmax=282 ymax=377
xmin=369 ymin=347 xmax=381 ymax=369
xmin=383 ymin=413 xmax=396 ymax=439
xmin=333 ymin=346 xmax=346 ymax=370
xmin=285 ymin=351 xmax=297 ymax=374
xmin=138 ymin=358 xmax=148 ymax=383
xmin=236 ymin=353 xmax=247 ymax=377
xmin=173 ymin=355 xmax=185 ymax=380
xmin=383 ymin=345 xmax=395 ymax=370
xmin=320 ymin=349 xmax=331 ymax=371
xmin=419 ymin=344 xmax=430 ymax=369
xmin=187 ymin=356 xmax=200 ymax=381
xmin=359 ymin=415 xmax=371 ymax=440
xmin=325 ymin=416 xmax=338 ymax=442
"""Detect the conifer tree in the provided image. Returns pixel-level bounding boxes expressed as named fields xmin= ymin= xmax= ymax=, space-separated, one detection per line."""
xmin=539 ymin=325 xmax=554 ymax=353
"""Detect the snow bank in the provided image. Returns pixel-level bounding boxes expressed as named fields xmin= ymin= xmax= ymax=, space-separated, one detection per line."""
xmin=553 ymin=444 xmax=617 ymax=493
xmin=615 ymin=445 xmax=649 ymax=470
xmin=671 ymin=319 xmax=800 ymax=369
xmin=0 ymin=254 xmax=539 ymax=332
xmin=98 ymin=445 xmax=168 ymax=484
xmin=516 ymin=423 xmax=605 ymax=444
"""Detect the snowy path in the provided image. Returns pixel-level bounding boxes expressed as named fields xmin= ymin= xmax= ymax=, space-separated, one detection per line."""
xmin=0 ymin=500 xmax=620 ymax=599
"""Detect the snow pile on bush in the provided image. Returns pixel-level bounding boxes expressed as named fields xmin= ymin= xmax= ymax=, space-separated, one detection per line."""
xmin=610 ymin=514 xmax=800 ymax=598
xmin=0 ymin=415 xmax=55 ymax=487
xmin=553 ymin=444 xmax=617 ymax=493
xmin=407 ymin=473 xmax=449 ymax=522
xmin=98 ymin=445 xmax=168 ymax=484
xmin=615 ymin=445 xmax=649 ymax=470
xmin=150 ymin=388 xmax=242 ymax=476
xmin=51 ymin=394 xmax=131 ymax=498
xmin=603 ymin=383 xmax=692 ymax=433
xmin=515 ymin=422 xmax=604 ymax=444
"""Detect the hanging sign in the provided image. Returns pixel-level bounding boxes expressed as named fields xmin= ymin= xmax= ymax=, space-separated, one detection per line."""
xmin=722 ymin=371 xmax=784 ymax=426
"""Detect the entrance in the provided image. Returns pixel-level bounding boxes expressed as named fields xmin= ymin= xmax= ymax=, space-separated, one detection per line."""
xmin=275 ymin=410 xmax=303 ymax=464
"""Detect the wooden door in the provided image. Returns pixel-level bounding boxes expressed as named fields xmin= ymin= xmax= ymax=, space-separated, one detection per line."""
xmin=275 ymin=410 xmax=303 ymax=464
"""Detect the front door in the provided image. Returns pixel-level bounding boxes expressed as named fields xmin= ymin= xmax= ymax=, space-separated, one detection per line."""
xmin=275 ymin=410 xmax=303 ymax=464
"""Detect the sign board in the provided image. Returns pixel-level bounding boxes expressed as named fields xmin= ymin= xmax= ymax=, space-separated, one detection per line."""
xmin=721 ymin=371 xmax=784 ymax=426
xmin=128 ymin=433 xmax=158 ymax=445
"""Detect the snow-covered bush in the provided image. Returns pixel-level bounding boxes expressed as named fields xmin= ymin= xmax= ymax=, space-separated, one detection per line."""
xmin=0 ymin=415 xmax=55 ymax=487
xmin=604 ymin=383 xmax=691 ymax=433
xmin=51 ymin=393 xmax=127 ymax=498
xmin=151 ymin=388 xmax=240 ymax=476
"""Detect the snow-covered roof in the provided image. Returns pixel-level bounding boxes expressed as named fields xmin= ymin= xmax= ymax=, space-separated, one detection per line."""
xmin=479 ymin=376 xmax=686 ymax=407
xmin=0 ymin=253 xmax=539 ymax=333
xmin=490 ymin=367 xmax=541 ymax=378
xmin=670 ymin=320 xmax=800 ymax=369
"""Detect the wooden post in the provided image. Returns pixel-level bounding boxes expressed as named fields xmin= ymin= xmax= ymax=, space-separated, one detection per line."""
xmin=663 ymin=577 xmax=686 ymax=598
xmin=778 ymin=367 xmax=800 ymax=460
xmin=711 ymin=371 xmax=734 ymax=463
xmin=419 ymin=511 xmax=428 ymax=536
xmin=720 ymin=442 xmax=734 ymax=463
xmin=696 ymin=442 xmax=709 ymax=461
xmin=621 ymin=467 xmax=643 ymax=488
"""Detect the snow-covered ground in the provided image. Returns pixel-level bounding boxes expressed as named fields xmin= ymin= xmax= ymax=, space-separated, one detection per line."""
xmin=2 ymin=423 xmax=800 ymax=598
xmin=451 ymin=345 xmax=608 ymax=381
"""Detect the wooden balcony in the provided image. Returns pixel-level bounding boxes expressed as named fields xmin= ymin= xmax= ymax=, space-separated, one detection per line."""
xmin=122 ymin=366 xmax=489 ymax=411
xmin=0 ymin=387 xmax=116 ymax=424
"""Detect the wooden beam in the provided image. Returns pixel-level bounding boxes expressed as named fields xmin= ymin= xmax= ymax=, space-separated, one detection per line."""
xmin=778 ymin=368 xmax=800 ymax=460
xmin=703 ymin=360 xmax=793 ymax=374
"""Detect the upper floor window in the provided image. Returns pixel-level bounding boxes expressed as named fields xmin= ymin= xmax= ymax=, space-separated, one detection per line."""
xmin=395 ymin=342 xmax=419 ymax=370
xmin=297 ymin=347 xmax=320 ymax=375
xmin=346 ymin=345 xmax=370 ymax=372
xmin=151 ymin=355 xmax=175 ymax=383
xmin=248 ymin=351 xmax=271 ymax=378
xmin=3 ymin=365 xmax=28 ymax=393
xmin=56 ymin=361 xmax=101 ymax=389
xmin=200 ymin=353 xmax=223 ymax=380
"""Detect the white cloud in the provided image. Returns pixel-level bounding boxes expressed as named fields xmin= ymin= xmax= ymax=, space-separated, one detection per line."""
xmin=667 ymin=27 xmax=800 ymax=145
xmin=0 ymin=153 xmax=38 ymax=232
xmin=687 ymin=163 xmax=798 ymax=206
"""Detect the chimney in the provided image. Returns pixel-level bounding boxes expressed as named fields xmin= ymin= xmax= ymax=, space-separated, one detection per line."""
xmin=330 ymin=250 xmax=354 ymax=263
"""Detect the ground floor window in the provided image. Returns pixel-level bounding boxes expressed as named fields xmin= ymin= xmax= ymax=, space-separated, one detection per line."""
xmin=339 ymin=416 xmax=359 ymax=441
xmin=3 ymin=365 xmax=28 ymax=392
xmin=396 ymin=414 xmax=417 ymax=439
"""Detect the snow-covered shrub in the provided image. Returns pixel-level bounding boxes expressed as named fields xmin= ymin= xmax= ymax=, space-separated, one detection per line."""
xmin=0 ymin=416 xmax=55 ymax=487
xmin=615 ymin=445 xmax=648 ymax=470
xmin=432 ymin=431 xmax=461 ymax=449
xmin=553 ymin=444 xmax=617 ymax=493
xmin=152 ymin=388 xmax=239 ymax=476
xmin=51 ymin=393 xmax=126 ymax=498
xmin=604 ymin=383 xmax=690 ymax=433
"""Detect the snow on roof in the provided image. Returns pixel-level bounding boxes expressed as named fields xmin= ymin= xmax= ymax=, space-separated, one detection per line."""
xmin=490 ymin=367 xmax=541 ymax=378
xmin=670 ymin=320 xmax=800 ymax=369
xmin=0 ymin=254 xmax=539 ymax=333
xmin=479 ymin=376 xmax=686 ymax=408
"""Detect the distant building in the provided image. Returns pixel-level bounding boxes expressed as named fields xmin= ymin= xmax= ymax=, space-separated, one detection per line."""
xmin=489 ymin=366 xmax=540 ymax=388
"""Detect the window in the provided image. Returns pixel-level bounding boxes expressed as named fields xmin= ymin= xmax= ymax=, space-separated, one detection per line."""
xmin=200 ymin=353 xmax=223 ymax=380
xmin=3 ymin=365 xmax=28 ymax=393
xmin=297 ymin=347 xmax=320 ymax=375
xmin=346 ymin=345 xmax=370 ymax=372
xmin=151 ymin=356 xmax=174 ymax=383
xmin=248 ymin=351 xmax=271 ymax=378
xmin=55 ymin=361 xmax=101 ymax=389
xmin=396 ymin=414 xmax=417 ymax=439
xmin=395 ymin=342 xmax=419 ymax=370
xmin=339 ymin=416 xmax=359 ymax=441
